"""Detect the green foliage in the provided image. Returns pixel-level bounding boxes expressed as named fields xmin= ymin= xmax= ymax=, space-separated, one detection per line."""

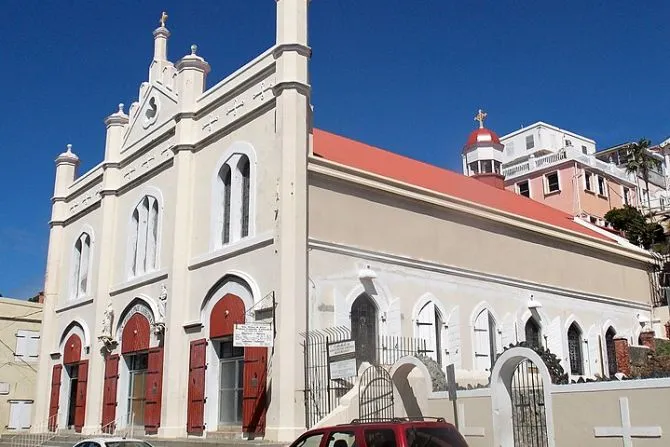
xmin=604 ymin=205 xmax=666 ymax=249
xmin=624 ymin=138 xmax=662 ymax=210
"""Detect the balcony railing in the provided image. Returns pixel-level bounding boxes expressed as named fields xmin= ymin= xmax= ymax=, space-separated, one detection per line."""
xmin=502 ymin=147 xmax=636 ymax=185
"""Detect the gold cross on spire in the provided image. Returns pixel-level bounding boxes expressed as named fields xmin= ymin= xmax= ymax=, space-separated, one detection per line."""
xmin=474 ymin=109 xmax=487 ymax=129
xmin=160 ymin=11 xmax=168 ymax=28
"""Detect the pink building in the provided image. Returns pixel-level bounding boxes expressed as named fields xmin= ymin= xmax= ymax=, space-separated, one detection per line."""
xmin=462 ymin=114 xmax=638 ymax=227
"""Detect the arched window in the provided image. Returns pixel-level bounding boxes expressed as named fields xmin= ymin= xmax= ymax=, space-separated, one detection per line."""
xmin=239 ymin=156 xmax=250 ymax=238
xmin=473 ymin=309 xmax=498 ymax=372
xmin=567 ymin=323 xmax=583 ymax=375
xmin=350 ymin=294 xmax=377 ymax=367
xmin=525 ymin=317 xmax=541 ymax=349
xmin=605 ymin=326 xmax=617 ymax=376
xmin=219 ymin=165 xmax=232 ymax=245
xmin=215 ymin=153 xmax=253 ymax=246
xmin=72 ymin=233 xmax=91 ymax=299
xmin=416 ymin=301 xmax=444 ymax=367
xmin=129 ymin=196 xmax=160 ymax=277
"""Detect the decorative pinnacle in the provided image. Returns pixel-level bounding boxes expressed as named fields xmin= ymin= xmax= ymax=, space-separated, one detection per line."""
xmin=118 ymin=103 xmax=125 ymax=114
xmin=160 ymin=11 xmax=168 ymax=28
xmin=66 ymin=144 xmax=73 ymax=154
xmin=191 ymin=44 xmax=198 ymax=55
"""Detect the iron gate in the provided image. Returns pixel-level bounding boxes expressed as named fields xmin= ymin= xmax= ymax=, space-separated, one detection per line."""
xmin=511 ymin=358 xmax=548 ymax=447
xmin=358 ymin=365 xmax=394 ymax=421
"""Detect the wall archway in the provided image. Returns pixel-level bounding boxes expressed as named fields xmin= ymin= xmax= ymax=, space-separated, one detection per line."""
xmin=490 ymin=347 xmax=556 ymax=447
xmin=59 ymin=320 xmax=91 ymax=353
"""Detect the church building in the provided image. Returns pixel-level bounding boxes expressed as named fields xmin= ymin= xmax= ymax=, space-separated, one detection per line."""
xmin=34 ymin=2 xmax=665 ymax=443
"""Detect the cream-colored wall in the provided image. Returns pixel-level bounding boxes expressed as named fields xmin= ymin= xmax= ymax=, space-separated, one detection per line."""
xmin=0 ymin=298 xmax=43 ymax=433
xmin=190 ymin=107 xmax=278 ymax=258
xmin=309 ymin=248 xmax=645 ymax=380
xmin=552 ymin=383 xmax=670 ymax=446
xmin=309 ymin=175 xmax=651 ymax=305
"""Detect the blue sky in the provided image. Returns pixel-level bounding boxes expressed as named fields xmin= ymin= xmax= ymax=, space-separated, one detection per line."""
xmin=1 ymin=1 xmax=669 ymax=298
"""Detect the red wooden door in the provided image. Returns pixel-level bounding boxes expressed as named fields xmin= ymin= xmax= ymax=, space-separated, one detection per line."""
xmin=187 ymin=339 xmax=207 ymax=435
xmin=101 ymin=355 xmax=120 ymax=433
xmin=144 ymin=347 xmax=164 ymax=434
xmin=74 ymin=360 xmax=89 ymax=433
xmin=48 ymin=364 xmax=62 ymax=432
xmin=242 ymin=347 xmax=268 ymax=435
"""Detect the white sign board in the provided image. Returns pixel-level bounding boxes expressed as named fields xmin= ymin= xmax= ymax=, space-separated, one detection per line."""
xmin=328 ymin=340 xmax=356 ymax=358
xmin=330 ymin=358 xmax=357 ymax=380
xmin=233 ymin=323 xmax=274 ymax=347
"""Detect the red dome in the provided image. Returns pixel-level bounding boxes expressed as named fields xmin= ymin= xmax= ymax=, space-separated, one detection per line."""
xmin=465 ymin=127 xmax=501 ymax=146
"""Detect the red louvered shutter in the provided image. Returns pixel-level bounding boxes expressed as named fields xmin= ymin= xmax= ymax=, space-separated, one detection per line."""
xmin=74 ymin=360 xmax=89 ymax=433
xmin=48 ymin=364 xmax=62 ymax=432
xmin=144 ymin=347 xmax=164 ymax=434
xmin=101 ymin=354 xmax=120 ymax=433
xmin=187 ymin=339 xmax=207 ymax=435
xmin=242 ymin=347 xmax=268 ymax=435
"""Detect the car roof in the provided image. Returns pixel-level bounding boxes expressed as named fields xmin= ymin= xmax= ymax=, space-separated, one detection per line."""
xmin=75 ymin=438 xmax=149 ymax=444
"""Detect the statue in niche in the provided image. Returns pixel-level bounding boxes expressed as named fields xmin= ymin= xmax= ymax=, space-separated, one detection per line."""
xmin=154 ymin=285 xmax=168 ymax=334
xmin=100 ymin=300 xmax=114 ymax=339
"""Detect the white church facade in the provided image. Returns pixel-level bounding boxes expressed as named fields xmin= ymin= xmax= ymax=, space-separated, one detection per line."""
xmin=33 ymin=2 xmax=665 ymax=443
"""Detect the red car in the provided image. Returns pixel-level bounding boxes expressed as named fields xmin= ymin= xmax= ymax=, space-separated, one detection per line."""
xmin=289 ymin=417 xmax=469 ymax=447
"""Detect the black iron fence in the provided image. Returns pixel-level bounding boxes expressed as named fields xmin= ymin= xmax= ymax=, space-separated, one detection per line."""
xmin=302 ymin=327 xmax=426 ymax=428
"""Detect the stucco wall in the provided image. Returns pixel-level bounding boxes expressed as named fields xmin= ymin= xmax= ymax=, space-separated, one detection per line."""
xmin=0 ymin=298 xmax=43 ymax=433
xmin=309 ymin=176 xmax=652 ymax=305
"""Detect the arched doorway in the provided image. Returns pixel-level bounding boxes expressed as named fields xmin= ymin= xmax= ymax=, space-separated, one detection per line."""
xmin=49 ymin=326 xmax=89 ymax=433
xmin=490 ymin=347 xmax=555 ymax=447
xmin=189 ymin=290 xmax=267 ymax=437
xmin=351 ymin=293 xmax=377 ymax=367
xmin=111 ymin=301 xmax=164 ymax=435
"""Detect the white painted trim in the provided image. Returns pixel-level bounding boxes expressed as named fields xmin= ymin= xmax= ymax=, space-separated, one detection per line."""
xmin=114 ymin=295 xmax=161 ymax=348
xmin=551 ymin=377 xmax=670 ymax=393
xmin=490 ymin=347 xmax=556 ymax=447
xmin=470 ymin=303 xmax=502 ymax=373
xmin=68 ymin=225 xmax=95 ymax=302
xmin=308 ymin=239 xmax=650 ymax=311
xmin=411 ymin=293 xmax=449 ymax=327
xmin=55 ymin=297 xmax=94 ymax=314
xmin=109 ymin=269 xmax=168 ymax=296
xmin=190 ymin=233 xmax=273 ymax=271
xmin=209 ymin=141 xmax=257 ymax=251
xmin=125 ymin=186 xmax=164 ymax=280
xmin=58 ymin=320 xmax=91 ymax=354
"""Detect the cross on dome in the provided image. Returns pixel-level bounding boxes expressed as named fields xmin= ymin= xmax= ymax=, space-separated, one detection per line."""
xmin=474 ymin=109 xmax=487 ymax=129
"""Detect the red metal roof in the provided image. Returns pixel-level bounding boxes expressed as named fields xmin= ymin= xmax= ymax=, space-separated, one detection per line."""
xmin=312 ymin=128 xmax=610 ymax=241
xmin=465 ymin=127 xmax=501 ymax=146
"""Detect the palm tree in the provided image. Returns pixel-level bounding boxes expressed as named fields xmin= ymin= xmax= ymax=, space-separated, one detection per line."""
xmin=625 ymin=138 xmax=660 ymax=213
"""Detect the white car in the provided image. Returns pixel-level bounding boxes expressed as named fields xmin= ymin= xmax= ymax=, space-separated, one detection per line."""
xmin=72 ymin=438 xmax=154 ymax=447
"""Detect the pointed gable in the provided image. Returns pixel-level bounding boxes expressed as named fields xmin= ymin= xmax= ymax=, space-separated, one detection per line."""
xmin=121 ymin=83 xmax=178 ymax=153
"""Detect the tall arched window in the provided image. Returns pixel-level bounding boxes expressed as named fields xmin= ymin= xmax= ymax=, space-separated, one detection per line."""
xmin=473 ymin=309 xmax=498 ymax=372
xmin=215 ymin=153 xmax=253 ymax=246
xmin=416 ymin=301 xmax=444 ymax=367
xmin=219 ymin=165 xmax=232 ymax=245
xmin=525 ymin=317 xmax=541 ymax=349
xmin=605 ymin=326 xmax=617 ymax=376
xmin=351 ymin=294 xmax=377 ymax=367
xmin=72 ymin=233 xmax=91 ymax=299
xmin=239 ymin=156 xmax=250 ymax=238
xmin=567 ymin=323 xmax=583 ymax=375
xmin=129 ymin=195 xmax=160 ymax=277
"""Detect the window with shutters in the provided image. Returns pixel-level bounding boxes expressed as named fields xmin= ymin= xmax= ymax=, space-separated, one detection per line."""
xmin=473 ymin=309 xmax=498 ymax=372
xmin=525 ymin=318 xmax=542 ymax=349
xmin=71 ymin=232 xmax=91 ymax=299
xmin=14 ymin=330 xmax=40 ymax=362
xmin=8 ymin=400 xmax=33 ymax=430
xmin=416 ymin=301 xmax=444 ymax=367
xmin=544 ymin=172 xmax=560 ymax=194
xmin=214 ymin=152 xmax=254 ymax=248
xmin=128 ymin=195 xmax=160 ymax=278
xmin=567 ymin=323 xmax=584 ymax=375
